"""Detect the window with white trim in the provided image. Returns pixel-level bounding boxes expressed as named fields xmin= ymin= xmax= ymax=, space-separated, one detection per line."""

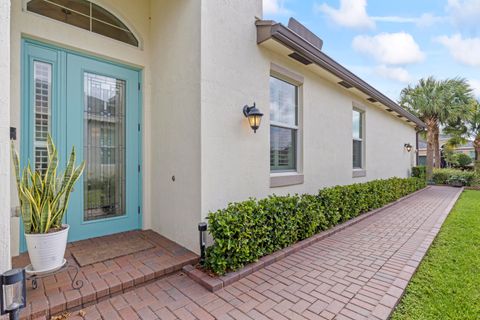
xmin=352 ymin=109 xmax=364 ymax=169
xmin=270 ymin=76 xmax=298 ymax=172
xmin=27 ymin=0 xmax=139 ymax=47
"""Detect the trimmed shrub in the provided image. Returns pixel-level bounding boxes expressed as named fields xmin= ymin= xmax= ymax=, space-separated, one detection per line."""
xmin=205 ymin=177 xmax=426 ymax=275
xmin=432 ymin=168 xmax=476 ymax=186
xmin=474 ymin=173 xmax=480 ymax=187
xmin=451 ymin=153 xmax=473 ymax=169
xmin=296 ymin=194 xmax=328 ymax=239
xmin=412 ymin=166 xmax=426 ymax=180
xmin=205 ymin=199 xmax=268 ymax=274
xmin=258 ymin=195 xmax=301 ymax=252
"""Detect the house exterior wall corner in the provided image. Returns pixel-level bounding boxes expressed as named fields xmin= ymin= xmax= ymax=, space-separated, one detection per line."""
xmin=0 ymin=0 xmax=11 ymax=272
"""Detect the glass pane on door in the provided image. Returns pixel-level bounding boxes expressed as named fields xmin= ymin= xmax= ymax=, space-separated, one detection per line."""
xmin=84 ymin=73 xmax=126 ymax=221
xmin=33 ymin=61 xmax=52 ymax=174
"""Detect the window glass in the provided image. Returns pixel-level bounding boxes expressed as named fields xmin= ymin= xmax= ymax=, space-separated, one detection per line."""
xmin=270 ymin=76 xmax=298 ymax=172
xmin=100 ymin=128 xmax=116 ymax=165
xmin=92 ymin=20 xmax=138 ymax=47
xmin=27 ymin=0 xmax=139 ymax=47
xmin=352 ymin=110 xmax=362 ymax=140
xmin=418 ymin=156 xmax=427 ymax=166
xmin=27 ymin=0 xmax=90 ymax=31
xmin=33 ymin=61 xmax=52 ymax=174
xmin=353 ymin=140 xmax=362 ymax=169
xmin=84 ymin=73 xmax=126 ymax=221
xmin=92 ymin=3 xmax=128 ymax=29
xmin=270 ymin=77 xmax=297 ymax=126
xmin=49 ymin=0 xmax=90 ymax=15
xmin=270 ymin=126 xmax=296 ymax=171
xmin=352 ymin=109 xmax=364 ymax=169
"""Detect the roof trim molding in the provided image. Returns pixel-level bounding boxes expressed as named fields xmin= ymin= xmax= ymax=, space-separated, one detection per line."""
xmin=256 ymin=20 xmax=426 ymax=129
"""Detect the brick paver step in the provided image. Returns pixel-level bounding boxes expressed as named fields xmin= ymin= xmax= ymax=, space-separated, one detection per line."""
xmin=13 ymin=230 xmax=199 ymax=320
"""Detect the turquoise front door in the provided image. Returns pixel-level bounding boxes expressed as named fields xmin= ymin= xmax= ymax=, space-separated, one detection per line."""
xmin=65 ymin=54 xmax=141 ymax=241
xmin=21 ymin=40 xmax=141 ymax=249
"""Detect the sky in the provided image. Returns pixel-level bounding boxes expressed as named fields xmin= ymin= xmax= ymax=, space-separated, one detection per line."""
xmin=262 ymin=0 xmax=480 ymax=102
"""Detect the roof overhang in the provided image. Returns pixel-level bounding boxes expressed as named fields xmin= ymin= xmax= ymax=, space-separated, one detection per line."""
xmin=256 ymin=20 xmax=426 ymax=130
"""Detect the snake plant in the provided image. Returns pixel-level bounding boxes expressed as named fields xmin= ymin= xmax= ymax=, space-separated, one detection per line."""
xmin=11 ymin=135 xmax=85 ymax=234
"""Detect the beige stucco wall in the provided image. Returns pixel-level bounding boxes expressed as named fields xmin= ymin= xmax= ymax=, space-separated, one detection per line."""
xmin=1 ymin=0 xmax=11 ymax=272
xmin=199 ymin=0 xmax=416 ymax=223
xmin=200 ymin=0 xmax=267 ymax=217
xmin=9 ymin=0 xmax=152 ymax=256
xmin=8 ymin=0 xmax=417 ymax=256
xmin=148 ymin=0 xmax=202 ymax=253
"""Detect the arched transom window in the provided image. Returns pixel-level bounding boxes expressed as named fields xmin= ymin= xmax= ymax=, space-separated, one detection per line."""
xmin=27 ymin=0 xmax=139 ymax=47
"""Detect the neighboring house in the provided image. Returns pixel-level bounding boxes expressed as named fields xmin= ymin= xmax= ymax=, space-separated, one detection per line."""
xmin=417 ymin=135 xmax=476 ymax=166
xmin=0 ymin=0 xmax=424 ymax=267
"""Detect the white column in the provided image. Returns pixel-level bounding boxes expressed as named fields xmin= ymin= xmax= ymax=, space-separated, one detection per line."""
xmin=0 ymin=0 xmax=11 ymax=273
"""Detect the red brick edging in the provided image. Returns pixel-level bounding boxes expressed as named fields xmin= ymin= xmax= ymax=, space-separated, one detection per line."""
xmin=183 ymin=186 xmax=433 ymax=292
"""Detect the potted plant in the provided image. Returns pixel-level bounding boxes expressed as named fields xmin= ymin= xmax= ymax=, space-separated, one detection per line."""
xmin=11 ymin=135 xmax=85 ymax=272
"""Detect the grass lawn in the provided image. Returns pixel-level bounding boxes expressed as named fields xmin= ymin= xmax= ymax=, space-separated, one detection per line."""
xmin=392 ymin=190 xmax=480 ymax=320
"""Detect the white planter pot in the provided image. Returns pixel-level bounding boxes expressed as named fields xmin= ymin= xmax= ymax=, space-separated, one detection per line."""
xmin=25 ymin=224 xmax=69 ymax=272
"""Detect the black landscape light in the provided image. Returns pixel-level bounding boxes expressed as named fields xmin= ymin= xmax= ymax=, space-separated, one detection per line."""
xmin=1 ymin=268 xmax=26 ymax=320
xmin=198 ymin=222 xmax=207 ymax=265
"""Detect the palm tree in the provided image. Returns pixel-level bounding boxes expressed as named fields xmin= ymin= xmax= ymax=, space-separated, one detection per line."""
xmin=437 ymin=78 xmax=474 ymax=165
xmin=400 ymin=77 xmax=473 ymax=180
xmin=445 ymin=100 xmax=480 ymax=163
xmin=470 ymin=101 xmax=480 ymax=162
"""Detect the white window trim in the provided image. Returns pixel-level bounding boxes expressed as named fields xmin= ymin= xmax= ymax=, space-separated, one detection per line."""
xmin=270 ymin=121 xmax=299 ymax=130
xmin=352 ymin=103 xmax=366 ymax=177
xmin=269 ymin=64 xmax=304 ymax=187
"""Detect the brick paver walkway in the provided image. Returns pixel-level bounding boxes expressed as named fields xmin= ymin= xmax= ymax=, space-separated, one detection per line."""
xmin=53 ymin=186 xmax=462 ymax=320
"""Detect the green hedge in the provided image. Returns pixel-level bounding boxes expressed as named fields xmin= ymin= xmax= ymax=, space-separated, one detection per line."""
xmin=432 ymin=168 xmax=477 ymax=186
xmin=205 ymin=177 xmax=426 ymax=275
xmin=412 ymin=166 xmax=426 ymax=180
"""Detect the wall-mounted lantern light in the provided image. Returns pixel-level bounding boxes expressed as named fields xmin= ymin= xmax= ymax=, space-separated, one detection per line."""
xmin=1 ymin=269 xmax=26 ymax=320
xmin=243 ymin=103 xmax=263 ymax=133
xmin=404 ymin=143 xmax=413 ymax=153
